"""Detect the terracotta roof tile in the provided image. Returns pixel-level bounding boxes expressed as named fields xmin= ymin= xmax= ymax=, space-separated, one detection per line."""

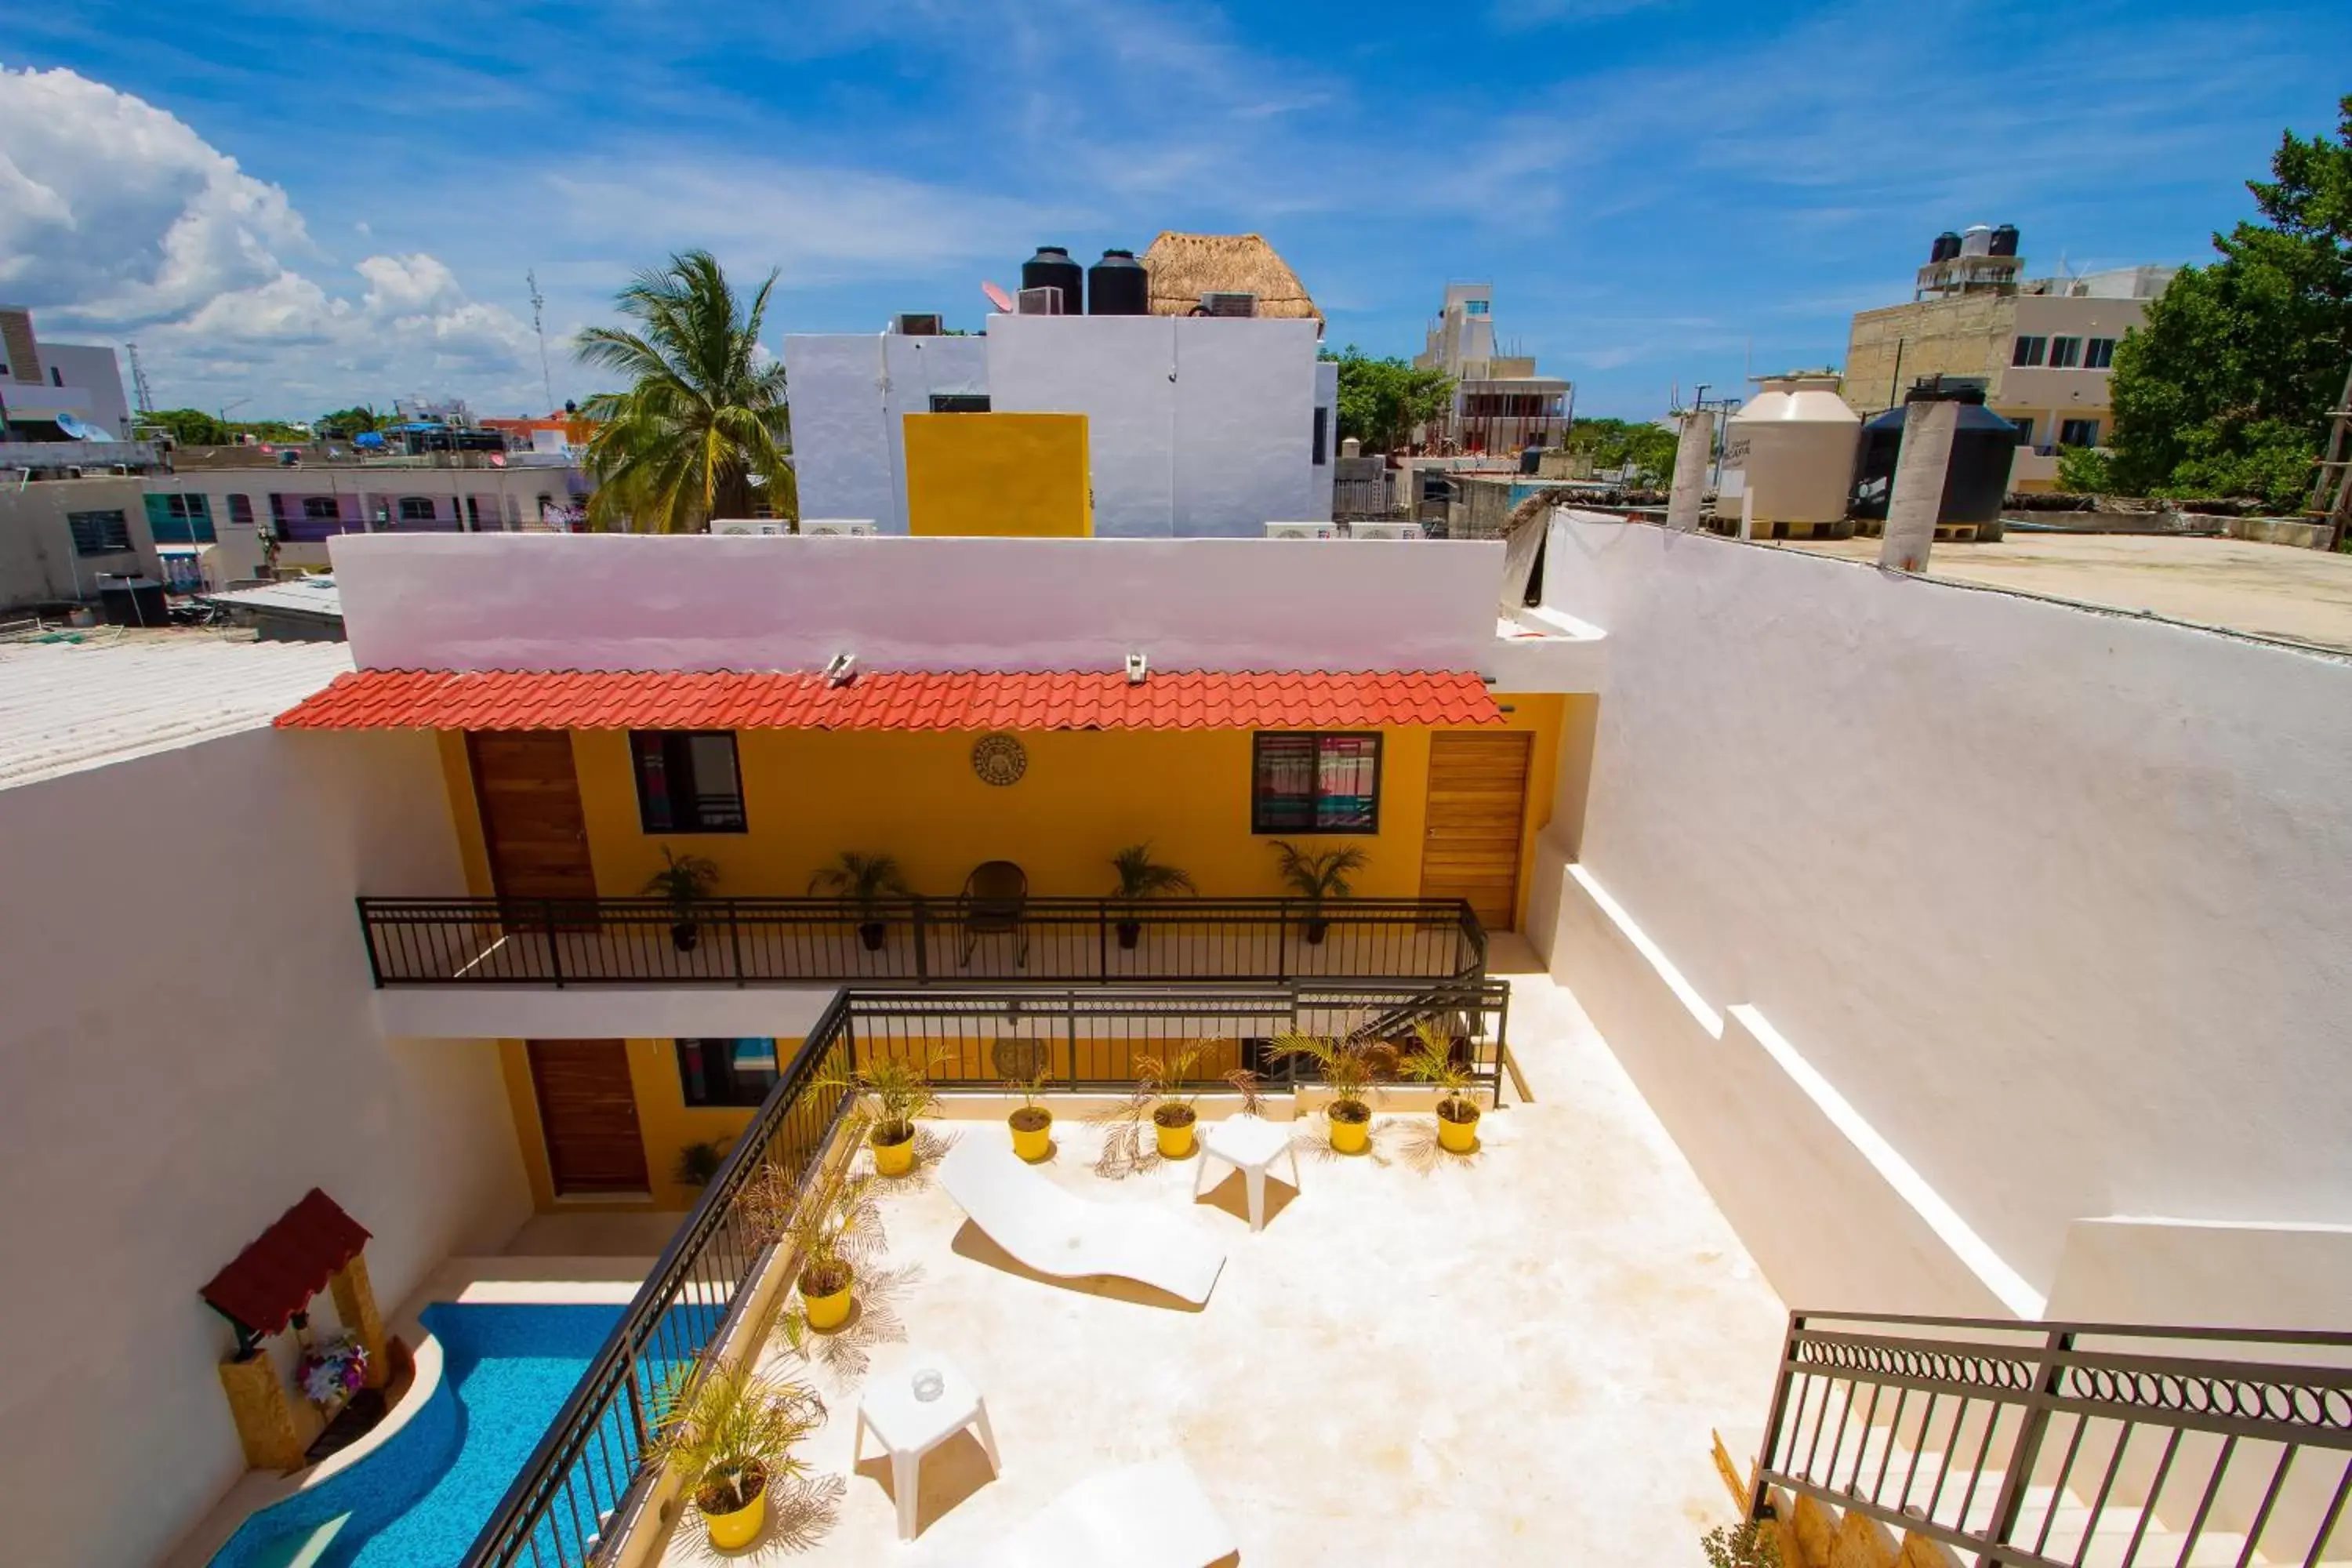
xmin=275 ymin=669 xmax=1504 ymax=733
xmin=199 ymin=1189 xmax=372 ymax=1340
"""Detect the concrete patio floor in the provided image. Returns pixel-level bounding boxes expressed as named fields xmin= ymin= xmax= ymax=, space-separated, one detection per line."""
xmin=653 ymin=937 xmax=1788 ymax=1565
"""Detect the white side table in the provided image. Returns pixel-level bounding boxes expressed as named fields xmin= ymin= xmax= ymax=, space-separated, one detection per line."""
xmin=1194 ymin=1113 xmax=1301 ymax=1232
xmin=854 ymin=1351 xmax=1000 ymax=1541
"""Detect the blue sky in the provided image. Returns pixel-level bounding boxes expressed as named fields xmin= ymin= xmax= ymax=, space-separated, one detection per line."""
xmin=4 ymin=0 xmax=2347 ymax=419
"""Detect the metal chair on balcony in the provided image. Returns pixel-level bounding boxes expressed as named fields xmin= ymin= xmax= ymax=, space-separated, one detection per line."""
xmin=959 ymin=860 xmax=1029 ymax=969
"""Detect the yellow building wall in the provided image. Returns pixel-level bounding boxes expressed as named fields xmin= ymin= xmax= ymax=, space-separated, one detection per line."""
xmin=560 ymin=699 xmax=1564 ymax=917
xmin=902 ymin=412 xmax=1091 ymax=536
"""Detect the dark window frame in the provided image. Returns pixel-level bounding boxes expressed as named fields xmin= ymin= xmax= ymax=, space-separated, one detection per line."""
xmin=1312 ymin=407 xmax=1329 ymax=466
xmin=2049 ymin=336 xmax=2083 ymax=368
xmin=67 ymin=510 xmax=132 ymax=556
xmin=928 ymin=394 xmax=992 ymax=414
xmin=2059 ymin=418 xmax=2101 ymax=448
xmin=397 ymin=495 xmax=438 ymax=523
xmin=674 ymin=1037 xmax=780 ymax=1107
xmin=2084 ymin=337 xmax=2117 ymax=370
xmin=1250 ymin=731 xmax=1382 ymax=836
xmin=630 ymin=729 xmax=748 ymax=833
xmin=227 ymin=493 xmax=254 ymax=524
xmin=2010 ymin=335 xmax=2048 ymax=368
xmin=300 ymin=495 xmax=341 ymax=521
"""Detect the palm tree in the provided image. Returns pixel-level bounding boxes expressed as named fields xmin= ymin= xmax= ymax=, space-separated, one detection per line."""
xmin=575 ymin=251 xmax=797 ymax=534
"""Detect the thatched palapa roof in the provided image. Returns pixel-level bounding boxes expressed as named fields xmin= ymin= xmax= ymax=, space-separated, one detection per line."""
xmin=1142 ymin=231 xmax=1323 ymax=325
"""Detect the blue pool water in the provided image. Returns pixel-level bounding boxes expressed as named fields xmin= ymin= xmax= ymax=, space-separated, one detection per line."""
xmin=209 ymin=1303 xmax=633 ymax=1568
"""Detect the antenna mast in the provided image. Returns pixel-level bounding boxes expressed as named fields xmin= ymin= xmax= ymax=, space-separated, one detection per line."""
xmin=125 ymin=342 xmax=155 ymax=415
xmin=527 ymin=270 xmax=556 ymax=413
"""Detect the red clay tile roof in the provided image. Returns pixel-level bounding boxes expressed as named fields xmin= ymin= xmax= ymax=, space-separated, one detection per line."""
xmin=200 ymin=1189 xmax=371 ymax=1339
xmin=275 ymin=670 xmax=1504 ymax=731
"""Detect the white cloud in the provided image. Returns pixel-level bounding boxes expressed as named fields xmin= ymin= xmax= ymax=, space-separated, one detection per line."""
xmin=0 ymin=62 xmax=536 ymax=411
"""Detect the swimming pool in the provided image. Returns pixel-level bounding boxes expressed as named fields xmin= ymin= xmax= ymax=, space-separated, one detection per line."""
xmin=209 ymin=1302 xmax=633 ymax=1568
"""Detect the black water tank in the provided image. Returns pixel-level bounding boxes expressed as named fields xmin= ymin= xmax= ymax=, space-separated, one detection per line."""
xmin=1020 ymin=246 xmax=1083 ymax=317
xmin=1087 ymin=249 xmax=1148 ymax=315
xmin=1932 ymin=231 xmax=1962 ymax=263
xmin=1990 ymin=223 xmax=2020 ymax=257
xmin=96 ymin=575 xmax=168 ymax=627
xmin=1849 ymin=382 xmax=2020 ymax=531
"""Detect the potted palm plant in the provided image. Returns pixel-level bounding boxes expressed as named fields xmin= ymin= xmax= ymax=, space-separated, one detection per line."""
xmin=1098 ymin=1041 xmax=1256 ymax=1165
xmin=1403 ymin=1015 xmax=1481 ymax=1153
xmin=648 ymin=1363 xmax=824 ymax=1552
xmin=808 ymin=850 xmax=911 ymax=952
xmin=1006 ymin=1064 xmax=1054 ymax=1163
xmin=645 ymin=847 xmax=721 ymax=953
xmin=739 ymin=1163 xmax=884 ymax=1333
xmin=826 ymin=1054 xmax=940 ymax=1178
xmin=1271 ymin=840 xmax=1368 ymax=945
xmin=1272 ymin=1029 xmax=1384 ymax=1154
xmin=1108 ymin=842 xmax=1196 ymax=949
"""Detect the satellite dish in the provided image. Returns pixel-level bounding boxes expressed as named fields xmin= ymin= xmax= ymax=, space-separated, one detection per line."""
xmin=54 ymin=411 xmax=100 ymax=441
xmin=982 ymin=281 xmax=1015 ymax=314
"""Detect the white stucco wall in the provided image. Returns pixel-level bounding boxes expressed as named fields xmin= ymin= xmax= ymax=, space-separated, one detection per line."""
xmin=783 ymin=333 xmax=988 ymax=532
xmin=1530 ymin=517 xmax=2352 ymax=1323
xmin=39 ymin=341 xmax=133 ymax=438
xmin=0 ymin=728 xmax=532 ymax=1568
xmin=1312 ymin=359 xmax=1338 ymax=522
xmin=331 ymin=532 xmax=1609 ymax=690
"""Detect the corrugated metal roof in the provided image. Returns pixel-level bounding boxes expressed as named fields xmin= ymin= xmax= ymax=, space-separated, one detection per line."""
xmin=0 ymin=633 xmax=354 ymax=789
xmin=198 ymin=575 xmax=343 ymax=621
xmin=277 ymin=668 xmax=1505 ymax=732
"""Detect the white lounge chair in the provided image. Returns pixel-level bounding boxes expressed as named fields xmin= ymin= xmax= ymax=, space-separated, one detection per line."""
xmin=938 ymin=1142 xmax=1227 ymax=1305
xmin=985 ymin=1457 xmax=1237 ymax=1568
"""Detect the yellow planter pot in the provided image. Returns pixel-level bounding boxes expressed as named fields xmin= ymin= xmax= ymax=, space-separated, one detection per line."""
xmin=1010 ymin=1111 xmax=1053 ymax=1163
xmin=1328 ymin=1109 xmax=1371 ymax=1154
xmin=802 ymin=1274 xmax=853 ymax=1332
xmin=1154 ymin=1116 xmax=1196 ymax=1160
xmin=1436 ymin=1105 xmax=1481 ymax=1153
xmin=701 ymin=1471 xmax=768 ymax=1552
xmin=872 ymin=1131 xmax=916 ymax=1178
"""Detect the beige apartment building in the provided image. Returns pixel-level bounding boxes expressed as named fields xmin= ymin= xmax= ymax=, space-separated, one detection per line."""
xmin=1842 ymin=226 xmax=2175 ymax=491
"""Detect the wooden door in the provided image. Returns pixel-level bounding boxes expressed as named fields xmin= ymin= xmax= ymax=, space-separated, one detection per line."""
xmin=526 ymin=1040 xmax=649 ymax=1196
xmin=468 ymin=732 xmax=596 ymax=904
xmin=1420 ymin=731 xmax=1534 ymax=931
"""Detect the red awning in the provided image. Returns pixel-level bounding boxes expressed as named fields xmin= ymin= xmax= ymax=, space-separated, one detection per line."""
xmin=274 ymin=669 xmax=1505 ymax=732
xmin=200 ymin=1189 xmax=371 ymax=1339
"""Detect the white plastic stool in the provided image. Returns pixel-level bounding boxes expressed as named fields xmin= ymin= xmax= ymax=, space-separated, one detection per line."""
xmin=1193 ymin=1114 xmax=1301 ymax=1232
xmin=854 ymin=1351 xmax=1000 ymax=1540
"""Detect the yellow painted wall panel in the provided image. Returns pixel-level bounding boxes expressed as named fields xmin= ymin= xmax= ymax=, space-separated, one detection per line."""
xmin=902 ymin=412 xmax=1091 ymax=536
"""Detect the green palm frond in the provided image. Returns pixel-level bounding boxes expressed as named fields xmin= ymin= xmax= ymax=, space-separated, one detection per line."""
xmin=575 ymin=250 xmax=796 ymax=533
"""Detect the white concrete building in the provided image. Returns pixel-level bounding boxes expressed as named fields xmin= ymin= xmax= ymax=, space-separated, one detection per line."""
xmin=786 ymin=315 xmax=1338 ymax=535
xmin=1 ymin=306 xmax=135 ymax=439
xmin=1413 ymin=282 xmax=1573 ymax=454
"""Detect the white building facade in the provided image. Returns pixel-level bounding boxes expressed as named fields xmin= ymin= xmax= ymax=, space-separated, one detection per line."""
xmin=786 ymin=315 xmax=1338 ymax=536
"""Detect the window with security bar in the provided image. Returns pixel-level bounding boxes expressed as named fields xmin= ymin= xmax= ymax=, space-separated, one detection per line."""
xmin=630 ymin=731 xmax=747 ymax=833
xmin=1251 ymin=733 xmax=1381 ymax=833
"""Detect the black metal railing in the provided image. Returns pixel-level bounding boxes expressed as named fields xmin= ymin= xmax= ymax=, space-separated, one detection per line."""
xmin=1751 ymin=1310 xmax=2352 ymax=1568
xmin=461 ymin=980 xmax=1512 ymax=1568
xmin=358 ymin=895 xmax=1486 ymax=988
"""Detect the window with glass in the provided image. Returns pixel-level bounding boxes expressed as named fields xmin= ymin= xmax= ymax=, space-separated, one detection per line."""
xmin=928 ymin=394 xmax=991 ymax=413
xmin=2049 ymin=336 xmax=2083 ymax=368
xmin=2010 ymin=416 xmax=2034 ymax=449
xmin=1312 ymin=407 xmax=1329 ymax=466
xmin=1251 ymin=733 xmax=1381 ymax=833
xmin=2010 ymin=336 xmax=2048 ymax=367
xmin=397 ymin=496 xmax=437 ymax=523
xmin=2059 ymin=418 xmax=2101 ymax=448
xmin=68 ymin=510 xmax=131 ymax=555
xmin=675 ymin=1038 xmax=779 ymax=1107
xmin=302 ymin=495 xmax=340 ymax=521
xmin=630 ymin=731 xmax=747 ymax=832
xmin=227 ymin=494 xmax=254 ymax=524
xmin=2084 ymin=337 xmax=2117 ymax=370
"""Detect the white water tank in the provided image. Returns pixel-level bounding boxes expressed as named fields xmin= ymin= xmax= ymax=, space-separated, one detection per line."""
xmin=1725 ymin=375 xmax=1861 ymax=527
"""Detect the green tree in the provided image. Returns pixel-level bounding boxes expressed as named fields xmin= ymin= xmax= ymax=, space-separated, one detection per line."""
xmin=316 ymin=405 xmax=383 ymax=437
xmin=146 ymin=408 xmax=231 ymax=445
xmin=1323 ymin=345 xmax=1454 ymax=452
xmin=1564 ymin=416 xmax=1679 ymax=481
xmin=575 ymin=250 xmax=797 ymax=533
xmin=2094 ymin=93 xmax=2352 ymax=510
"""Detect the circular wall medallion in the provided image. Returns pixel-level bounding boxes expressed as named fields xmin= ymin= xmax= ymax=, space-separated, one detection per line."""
xmin=971 ymin=732 xmax=1028 ymax=786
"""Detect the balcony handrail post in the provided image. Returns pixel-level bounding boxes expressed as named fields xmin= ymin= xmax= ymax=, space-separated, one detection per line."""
xmin=620 ymin=1323 xmax=649 ymax=1452
xmin=1098 ymin=898 xmax=1109 ymax=981
xmin=1750 ymin=1312 xmax=1806 ymax=1520
xmin=358 ymin=898 xmax=385 ymax=988
xmin=544 ymin=899 xmax=563 ymax=989
xmin=1277 ymin=898 xmax=1289 ymax=979
xmin=1975 ymin=1327 xmax=2072 ymax=1567
xmin=728 ymin=898 xmax=746 ymax=987
xmin=914 ymin=898 xmax=928 ymax=984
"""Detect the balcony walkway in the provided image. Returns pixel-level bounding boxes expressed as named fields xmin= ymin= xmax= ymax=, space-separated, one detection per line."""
xmin=648 ymin=937 xmax=1786 ymax=1565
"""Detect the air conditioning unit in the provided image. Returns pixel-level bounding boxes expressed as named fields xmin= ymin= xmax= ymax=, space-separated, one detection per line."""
xmin=1199 ymin=291 xmax=1259 ymax=318
xmin=1015 ymin=287 xmax=1063 ymax=316
xmin=1348 ymin=521 xmax=1425 ymax=541
xmin=802 ymin=520 xmax=880 ymax=537
xmin=716 ymin=523 xmax=757 ymax=535
xmin=754 ymin=522 xmax=791 ymax=535
xmin=1264 ymin=521 xmax=1339 ymax=540
xmin=894 ymin=313 xmax=944 ymax=336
